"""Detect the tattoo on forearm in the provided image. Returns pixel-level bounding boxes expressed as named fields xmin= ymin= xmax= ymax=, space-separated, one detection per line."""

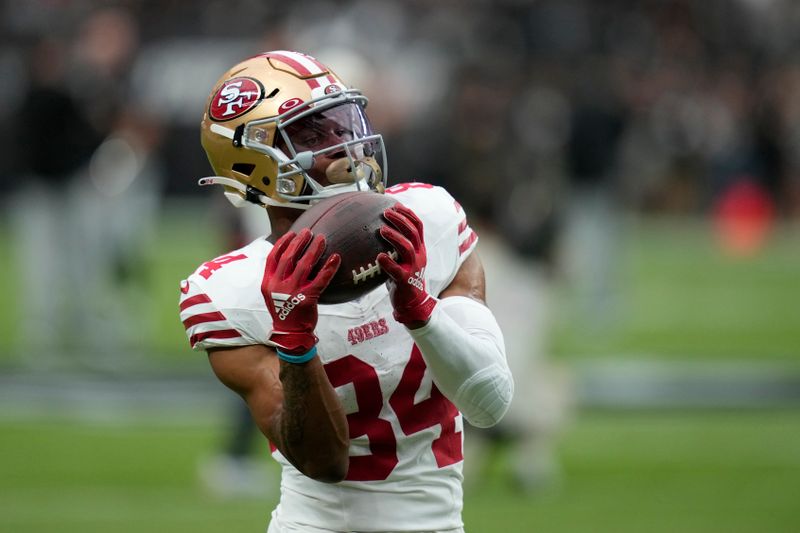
xmin=279 ymin=363 xmax=310 ymax=448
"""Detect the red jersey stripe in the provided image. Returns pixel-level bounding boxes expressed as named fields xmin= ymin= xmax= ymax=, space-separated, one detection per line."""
xmin=459 ymin=230 xmax=478 ymax=255
xmin=457 ymin=218 xmax=468 ymax=234
xmin=190 ymin=329 xmax=241 ymax=348
xmin=180 ymin=293 xmax=211 ymax=311
xmin=183 ymin=311 xmax=227 ymax=329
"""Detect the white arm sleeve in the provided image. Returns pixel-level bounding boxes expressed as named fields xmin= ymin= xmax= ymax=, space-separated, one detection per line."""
xmin=406 ymin=296 xmax=514 ymax=428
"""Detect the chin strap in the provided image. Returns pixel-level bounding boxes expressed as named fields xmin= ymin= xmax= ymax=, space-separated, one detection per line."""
xmin=198 ymin=176 xmax=311 ymax=210
xmin=198 ymin=175 xmax=379 ymax=211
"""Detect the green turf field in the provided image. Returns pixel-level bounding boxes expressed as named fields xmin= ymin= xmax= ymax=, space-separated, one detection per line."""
xmin=1 ymin=208 xmax=799 ymax=531
xmin=0 ymin=207 xmax=222 ymax=362
xmin=549 ymin=217 xmax=800 ymax=362
xmin=2 ymin=410 xmax=798 ymax=532
xmin=1 ymin=209 xmax=799 ymax=364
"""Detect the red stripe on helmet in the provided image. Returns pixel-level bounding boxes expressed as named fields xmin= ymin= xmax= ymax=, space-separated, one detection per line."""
xmin=266 ymin=52 xmax=321 ymax=89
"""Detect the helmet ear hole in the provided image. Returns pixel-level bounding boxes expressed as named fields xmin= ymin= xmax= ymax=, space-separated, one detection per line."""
xmin=232 ymin=163 xmax=255 ymax=176
xmin=261 ymin=177 xmax=271 ymax=186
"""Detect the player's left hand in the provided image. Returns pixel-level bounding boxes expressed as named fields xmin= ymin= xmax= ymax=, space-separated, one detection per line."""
xmin=377 ymin=203 xmax=437 ymax=328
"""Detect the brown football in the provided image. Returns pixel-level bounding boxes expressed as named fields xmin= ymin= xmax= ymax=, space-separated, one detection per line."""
xmin=290 ymin=191 xmax=399 ymax=304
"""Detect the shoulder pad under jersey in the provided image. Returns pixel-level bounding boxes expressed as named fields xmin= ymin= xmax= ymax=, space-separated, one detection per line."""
xmin=178 ymin=238 xmax=275 ymax=351
xmin=385 ymin=183 xmax=478 ymax=296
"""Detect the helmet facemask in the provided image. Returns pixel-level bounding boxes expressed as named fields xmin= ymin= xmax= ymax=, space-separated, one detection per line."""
xmin=236 ymin=90 xmax=387 ymax=208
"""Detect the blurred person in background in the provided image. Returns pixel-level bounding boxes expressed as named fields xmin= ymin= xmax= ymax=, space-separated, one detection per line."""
xmin=199 ymin=200 xmax=277 ymax=499
xmin=466 ymin=225 xmax=572 ymax=493
xmin=7 ymin=6 xmax=162 ymax=364
xmin=560 ymin=57 xmax=627 ymax=325
xmin=200 ymin=398 xmax=275 ymax=498
xmin=9 ymin=35 xmax=100 ymax=359
xmin=69 ymin=7 xmax=164 ymax=361
xmin=179 ymin=50 xmax=513 ymax=532
xmin=432 ymin=57 xmax=574 ymax=493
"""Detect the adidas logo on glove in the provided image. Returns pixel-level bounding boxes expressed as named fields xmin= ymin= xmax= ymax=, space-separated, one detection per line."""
xmin=273 ymin=293 xmax=306 ymax=321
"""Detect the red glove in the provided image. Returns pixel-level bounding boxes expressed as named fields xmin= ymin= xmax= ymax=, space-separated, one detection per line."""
xmin=377 ymin=203 xmax=437 ymax=327
xmin=262 ymin=228 xmax=341 ymax=355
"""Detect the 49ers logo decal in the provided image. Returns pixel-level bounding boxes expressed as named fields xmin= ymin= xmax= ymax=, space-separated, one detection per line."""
xmin=209 ymin=77 xmax=264 ymax=121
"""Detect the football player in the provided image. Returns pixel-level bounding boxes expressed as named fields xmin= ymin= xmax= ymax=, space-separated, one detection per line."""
xmin=179 ymin=50 xmax=513 ymax=533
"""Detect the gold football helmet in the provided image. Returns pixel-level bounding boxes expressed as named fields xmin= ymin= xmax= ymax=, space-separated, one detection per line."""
xmin=199 ymin=50 xmax=387 ymax=209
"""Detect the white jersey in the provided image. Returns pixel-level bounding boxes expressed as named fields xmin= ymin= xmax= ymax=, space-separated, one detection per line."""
xmin=179 ymin=184 xmax=478 ymax=532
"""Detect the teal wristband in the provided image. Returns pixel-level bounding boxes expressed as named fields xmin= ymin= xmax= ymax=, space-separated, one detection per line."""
xmin=276 ymin=346 xmax=318 ymax=364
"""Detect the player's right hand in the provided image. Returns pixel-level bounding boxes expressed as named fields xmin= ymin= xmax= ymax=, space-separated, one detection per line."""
xmin=262 ymin=228 xmax=341 ymax=355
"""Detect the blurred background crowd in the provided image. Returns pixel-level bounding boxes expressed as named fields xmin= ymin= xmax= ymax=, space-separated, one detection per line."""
xmin=1 ymin=1 xmax=799 ymax=531
xmin=4 ymin=0 xmax=800 ymax=242
xmin=2 ymin=0 xmax=797 ymax=353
